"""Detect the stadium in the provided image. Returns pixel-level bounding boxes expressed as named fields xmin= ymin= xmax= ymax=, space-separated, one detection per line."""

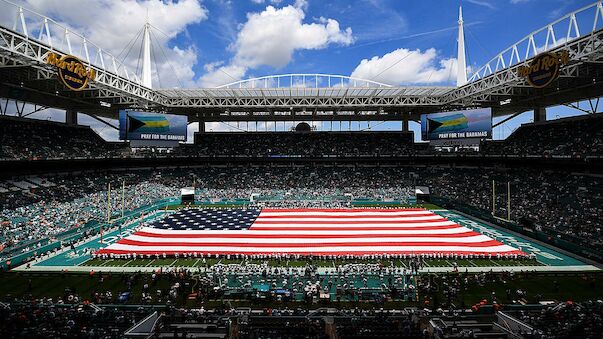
xmin=0 ymin=0 xmax=602 ymax=338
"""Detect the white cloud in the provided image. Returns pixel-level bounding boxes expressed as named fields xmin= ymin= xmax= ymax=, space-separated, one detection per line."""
xmin=20 ymin=0 xmax=208 ymax=88
xmin=251 ymin=0 xmax=282 ymax=4
xmin=199 ymin=2 xmax=353 ymax=87
xmin=233 ymin=4 xmax=353 ymax=69
xmin=465 ymin=0 xmax=496 ymax=10
xmin=198 ymin=62 xmax=247 ymax=88
xmin=350 ymin=48 xmax=458 ymax=85
xmin=0 ymin=4 xmax=17 ymax=28
xmin=154 ymin=46 xmax=198 ymax=88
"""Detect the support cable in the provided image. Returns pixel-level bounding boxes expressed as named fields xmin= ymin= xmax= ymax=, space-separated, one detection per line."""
xmin=116 ymin=26 xmax=144 ymax=69
xmin=150 ymin=28 xmax=184 ymax=88
xmin=134 ymin=30 xmax=144 ymax=80
xmin=148 ymin=29 xmax=163 ymax=88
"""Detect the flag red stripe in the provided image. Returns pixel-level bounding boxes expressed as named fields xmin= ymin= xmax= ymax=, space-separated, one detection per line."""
xmin=252 ymin=219 xmax=449 ymax=224
xmin=249 ymin=225 xmax=459 ymax=231
xmin=260 ymin=208 xmax=427 ymax=212
xmin=97 ymin=249 xmax=524 ymax=256
xmin=256 ymin=214 xmax=437 ymax=219
xmin=115 ymin=239 xmax=504 ymax=248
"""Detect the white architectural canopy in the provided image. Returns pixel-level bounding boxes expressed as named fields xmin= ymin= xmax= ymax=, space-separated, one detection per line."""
xmin=0 ymin=0 xmax=602 ymax=119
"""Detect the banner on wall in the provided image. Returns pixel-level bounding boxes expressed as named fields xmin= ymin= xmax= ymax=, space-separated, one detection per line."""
xmin=421 ymin=108 xmax=492 ymax=140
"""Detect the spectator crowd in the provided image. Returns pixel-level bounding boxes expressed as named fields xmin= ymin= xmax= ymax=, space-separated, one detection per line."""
xmin=0 ymin=172 xmax=177 ymax=261
xmin=1 ymin=165 xmax=601 ymax=261
xmin=1 ymin=113 xmax=602 ymax=160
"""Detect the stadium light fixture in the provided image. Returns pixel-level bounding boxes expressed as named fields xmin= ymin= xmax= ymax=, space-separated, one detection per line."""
xmin=500 ymin=99 xmax=512 ymax=105
xmin=99 ymin=101 xmax=111 ymax=107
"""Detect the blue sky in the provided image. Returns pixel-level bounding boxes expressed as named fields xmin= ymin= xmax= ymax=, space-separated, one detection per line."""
xmin=3 ymin=0 xmax=602 ymax=141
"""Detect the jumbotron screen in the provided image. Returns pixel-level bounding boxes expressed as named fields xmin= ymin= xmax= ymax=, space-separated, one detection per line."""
xmin=119 ymin=110 xmax=187 ymax=141
xmin=421 ymin=107 xmax=492 ymax=140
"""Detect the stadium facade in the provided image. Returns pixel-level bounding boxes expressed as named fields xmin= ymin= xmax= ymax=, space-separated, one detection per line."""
xmin=1 ymin=2 xmax=603 ymax=338
xmin=0 ymin=0 xmax=602 ymax=125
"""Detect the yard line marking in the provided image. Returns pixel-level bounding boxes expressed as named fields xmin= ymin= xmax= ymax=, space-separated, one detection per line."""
xmin=99 ymin=259 xmax=113 ymax=267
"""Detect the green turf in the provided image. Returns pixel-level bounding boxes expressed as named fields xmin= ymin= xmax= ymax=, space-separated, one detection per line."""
xmin=125 ymin=259 xmax=153 ymax=267
xmin=425 ymin=259 xmax=451 ymax=267
xmin=82 ymin=259 xmax=104 ymax=267
xmin=173 ymin=259 xmax=199 ymax=267
xmin=151 ymin=258 xmax=178 ymax=267
xmin=421 ymin=272 xmax=603 ymax=308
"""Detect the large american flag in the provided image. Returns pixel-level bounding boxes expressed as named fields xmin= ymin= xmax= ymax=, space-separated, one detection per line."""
xmin=97 ymin=208 xmax=523 ymax=256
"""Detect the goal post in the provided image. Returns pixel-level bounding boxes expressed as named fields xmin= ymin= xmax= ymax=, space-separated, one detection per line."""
xmin=492 ymin=180 xmax=512 ymax=222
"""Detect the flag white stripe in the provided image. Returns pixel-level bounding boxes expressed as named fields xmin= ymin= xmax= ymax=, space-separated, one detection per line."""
xmin=136 ymin=226 xmax=474 ymax=235
xmin=250 ymin=221 xmax=457 ymax=228
xmin=254 ymin=216 xmax=446 ymax=222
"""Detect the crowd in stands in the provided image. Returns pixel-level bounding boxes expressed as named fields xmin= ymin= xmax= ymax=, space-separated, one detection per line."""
xmin=481 ymin=114 xmax=603 ymax=157
xmin=181 ymin=131 xmax=420 ymax=157
xmin=1 ymin=275 xmax=599 ymax=339
xmin=335 ymin=312 xmax=422 ymax=338
xmin=192 ymin=166 xmax=415 ymax=204
xmin=424 ymin=167 xmax=603 ymax=251
xmin=0 ymin=302 xmax=146 ymax=338
xmin=196 ymin=261 xmax=417 ymax=303
xmin=513 ymin=300 xmax=603 ymax=338
xmin=1 ymin=165 xmax=601 ymax=263
xmin=0 ymin=114 xmax=602 ymax=266
xmin=0 ymin=172 xmax=177 ymax=260
xmin=0 ymin=116 xmax=127 ymax=160
xmin=1 ymin=113 xmax=602 ymax=160
xmin=0 ymin=230 xmax=600 ymax=338
xmin=1 ymin=299 xmax=599 ymax=338
xmin=417 ymin=271 xmax=603 ymax=338
xmin=176 ymin=114 xmax=603 ymax=158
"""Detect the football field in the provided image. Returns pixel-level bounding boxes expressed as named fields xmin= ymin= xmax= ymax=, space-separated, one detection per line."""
xmin=15 ymin=205 xmax=599 ymax=273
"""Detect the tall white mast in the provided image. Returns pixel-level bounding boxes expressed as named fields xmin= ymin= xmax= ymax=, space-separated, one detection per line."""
xmin=141 ymin=13 xmax=152 ymax=88
xmin=457 ymin=5 xmax=468 ymax=87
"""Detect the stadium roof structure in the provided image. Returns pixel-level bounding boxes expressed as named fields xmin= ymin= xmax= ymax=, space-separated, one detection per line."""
xmin=1 ymin=0 xmax=603 ymax=124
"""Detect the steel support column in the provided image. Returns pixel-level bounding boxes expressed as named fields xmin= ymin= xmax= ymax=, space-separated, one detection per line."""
xmin=65 ymin=109 xmax=77 ymax=125
xmin=402 ymin=118 xmax=409 ymax=132
xmin=534 ymin=107 xmax=547 ymax=122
